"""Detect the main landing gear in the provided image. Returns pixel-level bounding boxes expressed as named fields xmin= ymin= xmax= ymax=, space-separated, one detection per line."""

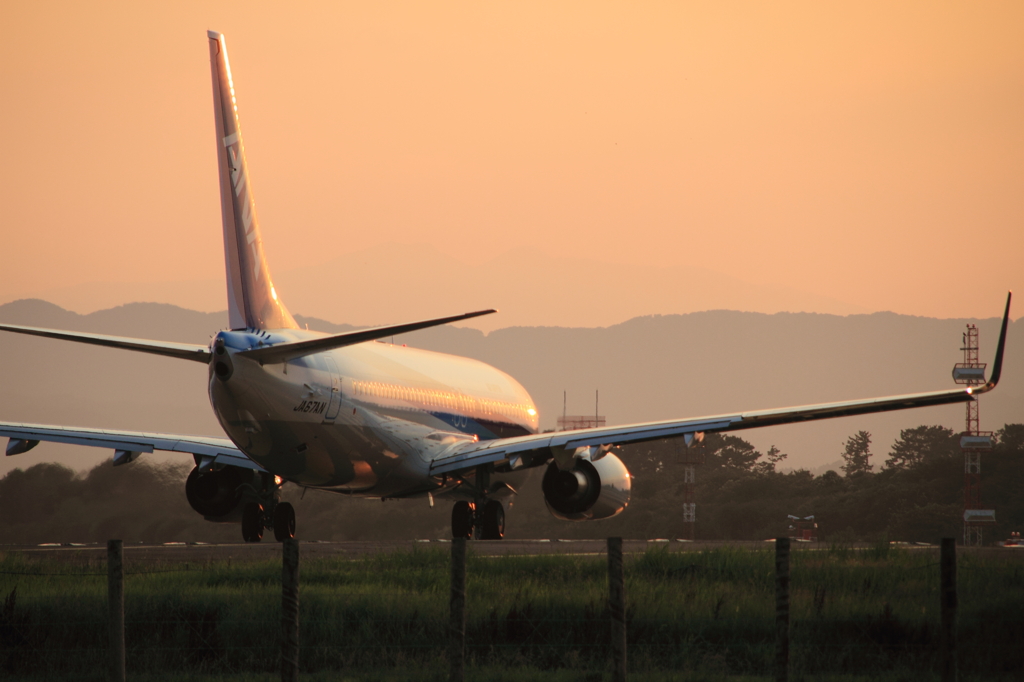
xmin=481 ymin=500 xmax=505 ymax=539
xmin=450 ymin=499 xmax=505 ymax=540
xmin=242 ymin=501 xmax=296 ymax=542
xmin=239 ymin=472 xmax=295 ymax=543
xmin=450 ymin=466 xmax=506 ymax=540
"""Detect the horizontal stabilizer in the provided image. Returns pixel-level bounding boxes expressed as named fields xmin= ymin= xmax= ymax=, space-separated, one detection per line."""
xmin=0 ymin=323 xmax=211 ymax=363
xmin=237 ymin=309 xmax=497 ymax=363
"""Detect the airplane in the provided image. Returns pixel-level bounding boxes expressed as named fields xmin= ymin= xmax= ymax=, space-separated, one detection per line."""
xmin=0 ymin=32 xmax=1012 ymax=543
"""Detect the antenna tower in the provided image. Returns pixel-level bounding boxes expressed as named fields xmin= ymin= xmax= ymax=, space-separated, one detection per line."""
xmin=953 ymin=324 xmax=995 ymax=545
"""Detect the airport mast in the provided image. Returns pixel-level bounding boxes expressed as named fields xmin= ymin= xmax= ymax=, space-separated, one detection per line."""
xmin=556 ymin=391 xmax=606 ymax=431
xmin=678 ymin=438 xmax=705 ymax=540
xmin=953 ymin=324 xmax=995 ymax=546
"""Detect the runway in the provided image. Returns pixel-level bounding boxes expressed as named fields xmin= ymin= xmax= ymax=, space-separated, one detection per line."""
xmin=3 ymin=538 xmax=791 ymax=565
xmin=6 ymin=537 xmax=1004 ymax=568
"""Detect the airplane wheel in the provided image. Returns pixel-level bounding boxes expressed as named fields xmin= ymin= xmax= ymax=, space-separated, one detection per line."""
xmin=273 ymin=502 xmax=296 ymax=542
xmin=242 ymin=502 xmax=264 ymax=543
xmin=451 ymin=501 xmax=475 ymax=540
xmin=480 ymin=500 xmax=505 ymax=540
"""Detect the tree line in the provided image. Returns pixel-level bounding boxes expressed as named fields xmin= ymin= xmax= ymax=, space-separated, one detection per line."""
xmin=618 ymin=423 xmax=1024 ymax=543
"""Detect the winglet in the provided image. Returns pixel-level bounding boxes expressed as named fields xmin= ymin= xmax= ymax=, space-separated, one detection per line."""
xmin=976 ymin=291 xmax=1011 ymax=394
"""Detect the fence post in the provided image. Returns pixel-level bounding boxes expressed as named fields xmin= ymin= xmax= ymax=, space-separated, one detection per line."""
xmin=449 ymin=537 xmax=467 ymax=682
xmin=282 ymin=538 xmax=300 ymax=682
xmin=608 ymin=536 xmax=627 ymax=682
xmin=940 ymin=537 xmax=957 ymax=682
xmin=107 ymin=539 xmax=125 ymax=682
xmin=775 ymin=537 xmax=790 ymax=682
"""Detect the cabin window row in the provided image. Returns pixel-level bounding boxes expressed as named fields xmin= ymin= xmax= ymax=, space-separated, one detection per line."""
xmin=352 ymin=380 xmax=529 ymax=419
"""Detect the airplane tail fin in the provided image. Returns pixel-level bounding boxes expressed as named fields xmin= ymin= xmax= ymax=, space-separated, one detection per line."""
xmin=208 ymin=31 xmax=297 ymax=331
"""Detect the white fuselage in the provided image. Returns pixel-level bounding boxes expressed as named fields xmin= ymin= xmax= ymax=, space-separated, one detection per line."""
xmin=208 ymin=329 xmax=538 ymax=497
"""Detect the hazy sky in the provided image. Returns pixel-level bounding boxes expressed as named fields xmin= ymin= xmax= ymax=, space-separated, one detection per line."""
xmin=1 ymin=2 xmax=1021 ymax=328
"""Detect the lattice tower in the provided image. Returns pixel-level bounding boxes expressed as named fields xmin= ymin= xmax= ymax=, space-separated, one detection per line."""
xmin=954 ymin=325 xmax=994 ymax=546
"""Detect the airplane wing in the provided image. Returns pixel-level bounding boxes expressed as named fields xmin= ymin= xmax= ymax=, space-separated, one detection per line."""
xmin=431 ymin=386 xmax=979 ymax=475
xmin=0 ymin=422 xmax=263 ymax=471
xmin=431 ymin=292 xmax=1011 ymax=477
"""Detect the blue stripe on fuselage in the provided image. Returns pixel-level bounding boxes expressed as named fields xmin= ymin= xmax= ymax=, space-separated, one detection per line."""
xmin=431 ymin=411 xmax=497 ymax=440
xmin=429 ymin=411 xmax=533 ymax=440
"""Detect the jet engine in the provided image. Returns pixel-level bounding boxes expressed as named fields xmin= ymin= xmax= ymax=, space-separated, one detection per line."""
xmin=185 ymin=465 xmax=255 ymax=521
xmin=541 ymin=453 xmax=631 ymax=521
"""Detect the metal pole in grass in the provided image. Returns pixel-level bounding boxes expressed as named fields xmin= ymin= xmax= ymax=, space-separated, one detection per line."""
xmin=282 ymin=538 xmax=300 ymax=682
xmin=608 ymin=537 xmax=627 ymax=682
xmin=940 ymin=537 xmax=957 ymax=682
xmin=107 ymin=539 xmax=125 ymax=682
xmin=775 ymin=537 xmax=790 ymax=682
xmin=450 ymin=537 xmax=467 ymax=682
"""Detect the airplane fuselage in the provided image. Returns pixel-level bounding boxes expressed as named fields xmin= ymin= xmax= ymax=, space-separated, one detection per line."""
xmin=208 ymin=329 xmax=539 ymax=497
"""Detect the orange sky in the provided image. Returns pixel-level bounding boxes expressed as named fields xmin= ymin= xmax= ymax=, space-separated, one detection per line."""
xmin=1 ymin=2 xmax=1021 ymax=329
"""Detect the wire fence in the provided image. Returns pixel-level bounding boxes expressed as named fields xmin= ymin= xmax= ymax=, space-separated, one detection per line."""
xmin=2 ymin=539 xmax=1024 ymax=680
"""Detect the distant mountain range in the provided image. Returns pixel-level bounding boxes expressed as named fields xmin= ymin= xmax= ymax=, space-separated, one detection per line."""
xmin=5 ymin=243 xmax=867 ymax=332
xmin=0 ymin=298 xmax=1018 ymax=477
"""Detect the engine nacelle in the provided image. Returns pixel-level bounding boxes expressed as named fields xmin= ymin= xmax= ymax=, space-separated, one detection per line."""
xmin=185 ymin=465 xmax=254 ymax=521
xmin=541 ymin=453 xmax=631 ymax=521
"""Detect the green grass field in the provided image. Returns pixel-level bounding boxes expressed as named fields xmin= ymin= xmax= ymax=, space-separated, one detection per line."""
xmin=1 ymin=543 xmax=1023 ymax=680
